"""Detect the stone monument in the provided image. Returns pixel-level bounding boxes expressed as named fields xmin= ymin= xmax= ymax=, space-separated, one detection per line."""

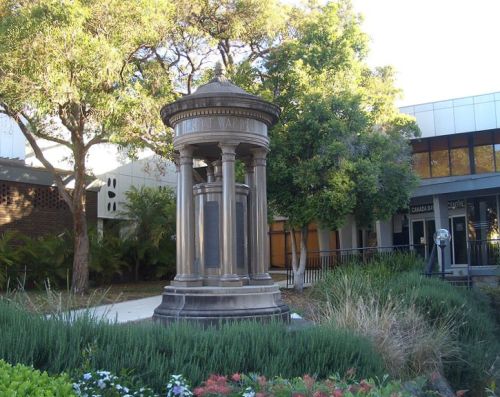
xmin=153 ymin=66 xmax=290 ymax=325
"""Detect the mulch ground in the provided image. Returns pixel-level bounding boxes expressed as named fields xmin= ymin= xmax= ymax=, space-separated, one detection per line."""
xmin=280 ymin=288 xmax=319 ymax=321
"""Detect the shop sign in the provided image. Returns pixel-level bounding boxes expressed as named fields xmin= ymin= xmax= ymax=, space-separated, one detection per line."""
xmin=410 ymin=199 xmax=465 ymax=215
xmin=410 ymin=204 xmax=433 ymax=214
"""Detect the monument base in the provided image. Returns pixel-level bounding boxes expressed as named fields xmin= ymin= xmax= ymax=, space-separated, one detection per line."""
xmin=153 ymin=284 xmax=290 ymax=326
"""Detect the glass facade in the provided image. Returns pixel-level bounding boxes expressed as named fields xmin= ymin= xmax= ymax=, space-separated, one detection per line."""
xmin=411 ymin=130 xmax=500 ymax=179
xmin=467 ymin=196 xmax=500 ymax=266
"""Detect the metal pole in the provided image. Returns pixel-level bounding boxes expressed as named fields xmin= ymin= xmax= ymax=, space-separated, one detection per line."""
xmin=440 ymin=244 xmax=445 ymax=279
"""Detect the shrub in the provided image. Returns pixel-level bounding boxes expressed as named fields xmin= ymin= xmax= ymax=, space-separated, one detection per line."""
xmin=0 ymin=301 xmax=384 ymax=391
xmin=312 ymin=263 xmax=500 ymax=396
xmin=313 ymin=274 xmax=458 ymax=379
xmin=0 ymin=359 xmax=75 ymax=396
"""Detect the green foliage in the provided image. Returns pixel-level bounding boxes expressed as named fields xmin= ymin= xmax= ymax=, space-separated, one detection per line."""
xmin=0 ymin=187 xmax=177 ymax=288
xmin=120 ymin=186 xmax=176 ymax=280
xmin=312 ymin=260 xmax=500 ymax=396
xmin=263 ymin=1 xmax=419 ymax=231
xmin=0 ymin=359 xmax=75 ymax=396
xmin=0 ymin=301 xmax=384 ymax=391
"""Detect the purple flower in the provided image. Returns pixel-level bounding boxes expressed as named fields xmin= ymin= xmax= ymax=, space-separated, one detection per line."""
xmin=173 ymin=385 xmax=183 ymax=395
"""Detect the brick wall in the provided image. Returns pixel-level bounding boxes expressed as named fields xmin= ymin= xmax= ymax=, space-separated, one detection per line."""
xmin=0 ymin=180 xmax=97 ymax=238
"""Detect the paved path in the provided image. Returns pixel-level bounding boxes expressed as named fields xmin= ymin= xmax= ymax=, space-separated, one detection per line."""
xmin=72 ymin=295 xmax=162 ymax=323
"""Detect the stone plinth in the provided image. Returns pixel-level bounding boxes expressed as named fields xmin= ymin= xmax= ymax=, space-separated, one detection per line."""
xmin=153 ymin=285 xmax=290 ymax=326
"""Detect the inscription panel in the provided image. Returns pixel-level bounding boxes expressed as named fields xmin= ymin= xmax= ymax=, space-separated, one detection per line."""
xmin=175 ymin=116 xmax=267 ymax=137
xmin=204 ymin=201 xmax=220 ymax=268
xmin=236 ymin=202 xmax=245 ymax=268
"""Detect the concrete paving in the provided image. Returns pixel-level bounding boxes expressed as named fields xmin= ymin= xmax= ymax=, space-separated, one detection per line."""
xmin=71 ymin=295 xmax=162 ymax=323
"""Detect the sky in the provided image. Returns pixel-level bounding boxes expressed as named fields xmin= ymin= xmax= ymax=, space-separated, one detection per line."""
xmin=351 ymin=0 xmax=500 ymax=107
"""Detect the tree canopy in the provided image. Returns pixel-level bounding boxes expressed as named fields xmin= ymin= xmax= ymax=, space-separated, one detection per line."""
xmin=263 ymin=1 xmax=419 ymax=232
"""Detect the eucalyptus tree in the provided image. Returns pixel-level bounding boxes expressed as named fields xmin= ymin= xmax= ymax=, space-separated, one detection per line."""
xmin=0 ymin=0 xmax=176 ymax=293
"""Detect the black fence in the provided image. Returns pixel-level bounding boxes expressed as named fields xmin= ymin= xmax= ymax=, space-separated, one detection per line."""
xmin=468 ymin=239 xmax=500 ymax=267
xmin=285 ymin=244 xmax=425 ymax=288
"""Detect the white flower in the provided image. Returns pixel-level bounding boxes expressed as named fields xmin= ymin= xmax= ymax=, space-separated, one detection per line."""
xmin=83 ymin=373 xmax=92 ymax=381
xmin=242 ymin=387 xmax=255 ymax=397
xmin=97 ymin=379 xmax=106 ymax=389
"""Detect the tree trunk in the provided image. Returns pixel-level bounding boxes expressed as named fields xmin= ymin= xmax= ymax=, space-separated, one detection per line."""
xmin=71 ymin=193 xmax=89 ymax=294
xmin=71 ymin=147 xmax=90 ymax=294
xmin=291 ymin=226 xmax=308 ymax=292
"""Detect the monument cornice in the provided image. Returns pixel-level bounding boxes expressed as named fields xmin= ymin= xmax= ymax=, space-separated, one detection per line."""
xmin=161 ymin=95 xmax=280 ymax=127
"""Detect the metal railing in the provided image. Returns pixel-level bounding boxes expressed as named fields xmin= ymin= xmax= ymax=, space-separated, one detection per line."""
xmin=285 ymin=244 xmax=425 ymax=287
xmin=468 ymin=239 xmax=500 ymax=267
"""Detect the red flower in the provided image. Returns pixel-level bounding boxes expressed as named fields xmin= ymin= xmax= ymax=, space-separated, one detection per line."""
xmin=313 ymin=391 xmax=328 ymax=397
xmin=256 ymin=393 xmax=266 ymax=397
xmin=456 ymin=391 xmax=468 ymax=397
xmin=332 ymin=390 xmax=344 ymax=397
xmin=359 ymin=380 xmax=372 ymax=393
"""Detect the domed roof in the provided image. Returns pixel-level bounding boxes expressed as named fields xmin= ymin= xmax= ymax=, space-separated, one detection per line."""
xmin=160 ymin=63 xmax=280 ymax=127
xmin=193 ymin=74 xmax=250 ymax=96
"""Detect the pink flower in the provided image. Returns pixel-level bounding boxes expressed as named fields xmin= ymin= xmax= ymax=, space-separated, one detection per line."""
xmin=256 ymin=393 xmax=266 ymax=397
xmin=231 ymin=373 xmax=241 ymax=382
xmin=258 ymin=376 xmax=267 ymax=387
xmin=313 ymin=391 xmax=328 ymax=397
xmin=303 ymin=374 xmax=315 ymax=390
xmin=345 ymin=368 xmax=356 ymax=378
xmin=332 ymin=390 xmax=344 ymax=397
xmin=456 ymin=391 xmax=468 ymax=397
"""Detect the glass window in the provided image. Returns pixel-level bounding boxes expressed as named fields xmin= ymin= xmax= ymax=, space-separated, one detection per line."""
xmin=412 ymin=152 xmax=431 ymax=178
xmin=450 ymin=147 xmax=470 ymax=176
xmin=494 ymin=132 xmax=500 ymax=172
xmin=430 ymin=150 xmax=450 ymax=177
xmin=467 ymin=196 xmax=499 ymax=266
xmin=449 ymin=134 xmax=470 ymax=176
xmin=430 ymin=137 xmax=450 ymax=177
xmin=474 ymin=145 xmax=494 ymax=173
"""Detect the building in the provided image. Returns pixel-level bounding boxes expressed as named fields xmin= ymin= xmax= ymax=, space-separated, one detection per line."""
xmin=0 ymin=113 xmax=176 ymax=237
xmin=340 ymin=92 xmax=500 ymax=277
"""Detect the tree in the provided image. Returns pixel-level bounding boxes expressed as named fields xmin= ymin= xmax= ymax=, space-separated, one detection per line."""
xmin=0 ymin=0 xmax=176 ymax=293
xmin=263 ymin=1 xmax=419 ymax=291
xmin=120 ymin=186 xmax=176 ymax=281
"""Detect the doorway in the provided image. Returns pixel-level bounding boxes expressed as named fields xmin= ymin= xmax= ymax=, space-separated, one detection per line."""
xmin=411 ymin=219 xmax=436 ymax=259
xmin=450 ymin=216 xmax=467 ymax=264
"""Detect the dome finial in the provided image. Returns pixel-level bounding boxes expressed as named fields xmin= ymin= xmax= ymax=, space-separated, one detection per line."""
xmin=214 ymin=62 xmax=224 ymax=78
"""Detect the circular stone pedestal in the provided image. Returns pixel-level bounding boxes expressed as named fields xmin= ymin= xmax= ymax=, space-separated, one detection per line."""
xmin=153 ymin=284 xmax=290 ymax=326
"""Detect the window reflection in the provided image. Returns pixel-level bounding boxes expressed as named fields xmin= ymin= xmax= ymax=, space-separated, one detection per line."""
xmin=474 ymin=145 xmax=494 ymax=173
xmin=450 ymin=148 xmax=470 ymax=175
xmin=412 ymin=152 xmax=430 ymax=178
xmin=430 ymin=150 xmax=449 ymax=177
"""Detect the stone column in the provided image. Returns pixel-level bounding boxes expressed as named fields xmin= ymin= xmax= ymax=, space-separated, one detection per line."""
xmin=245 ymin=160 xmax=257 ymax=277
xmin=219 ymin=142 xmax=242 ymax=285
xmin=173 ymin=146 xmax=202 ymax=286
xmin=251 ymin=148 xmax=273 ymax=285
xmin=213 ymin=160 xmax=222 ymax=182
xmin=376 ymin=219 xmax=393 ymax=253
xmin=206 ymin=162 xmax=215 ymax=183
